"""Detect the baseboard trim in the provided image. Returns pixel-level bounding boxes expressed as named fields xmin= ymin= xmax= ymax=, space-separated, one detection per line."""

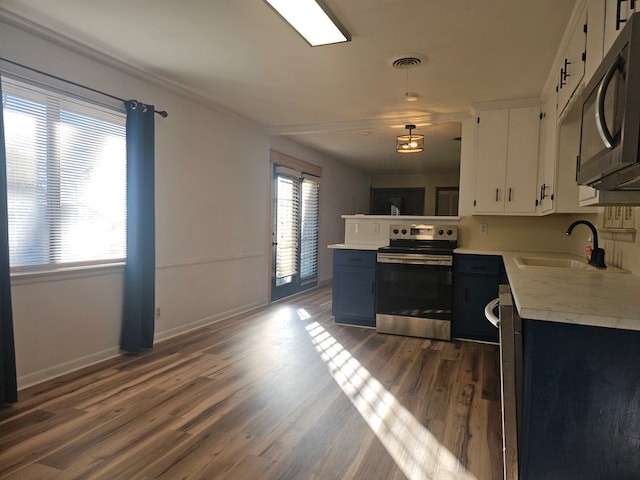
xmin=17 ymin=301 xmax=268 ymax=390
xmin=17 ymin=346 xmax=121 ymax=390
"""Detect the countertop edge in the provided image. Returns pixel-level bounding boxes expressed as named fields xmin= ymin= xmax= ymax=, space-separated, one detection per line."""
xmin=327 ymin=243 xmax=385 ymax=251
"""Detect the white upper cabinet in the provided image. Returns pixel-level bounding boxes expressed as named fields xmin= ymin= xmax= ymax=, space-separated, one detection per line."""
xmin=557 ymin=11 xmax=587 ymax=116
xmin=473 ymin=106 xmax=540 ymax=215
xmin=604 ymin=0 xmax=638 ymax=54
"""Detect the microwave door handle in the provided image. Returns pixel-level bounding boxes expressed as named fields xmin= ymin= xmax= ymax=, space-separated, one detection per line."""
xmin=595 ymin=58 xmax=619 ymax=149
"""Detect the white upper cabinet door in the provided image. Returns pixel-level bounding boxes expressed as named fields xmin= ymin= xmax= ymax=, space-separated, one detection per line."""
xmin=585 ymin=0 xmax=606 ymax=85
xmin=557 ymin=12 xmax=587 ymax=116
xmin=473 ymin=106 xmax=540 ymax=215
xmin=474 ymin=109 xmax=509 ymax=213
xmin=604 ymin=0 xmax=637 ymax=54
xmin=505 ymin=106 xmax=541 ymax=213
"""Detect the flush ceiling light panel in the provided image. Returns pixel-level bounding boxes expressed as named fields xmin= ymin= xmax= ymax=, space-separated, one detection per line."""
xmin=264 ymin=0 xmax=351 ymax=46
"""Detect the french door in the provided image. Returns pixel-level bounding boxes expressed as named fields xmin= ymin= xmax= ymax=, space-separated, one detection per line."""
xmin=271 ymin=165 xmax=319 ymax=301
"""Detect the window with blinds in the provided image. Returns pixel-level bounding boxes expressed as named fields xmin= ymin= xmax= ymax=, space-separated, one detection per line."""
xmin=1 ymin=74 xmax=127 ymax=271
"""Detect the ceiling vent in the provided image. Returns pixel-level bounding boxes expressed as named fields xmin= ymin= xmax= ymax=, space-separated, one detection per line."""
xmin=387 ymin=53 xmax=428 ymax=69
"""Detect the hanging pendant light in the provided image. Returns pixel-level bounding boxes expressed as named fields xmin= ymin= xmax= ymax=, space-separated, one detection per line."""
xmin=396 ymin=124 xmax=424 ymax=153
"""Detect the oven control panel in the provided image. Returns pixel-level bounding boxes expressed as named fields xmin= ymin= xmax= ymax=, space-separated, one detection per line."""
xmin=389 ymin=224 xmax=458 ymax=241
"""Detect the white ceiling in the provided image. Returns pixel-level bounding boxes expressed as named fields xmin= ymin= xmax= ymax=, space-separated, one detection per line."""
xmin=0 ymin=0 xmax=577 ymax=174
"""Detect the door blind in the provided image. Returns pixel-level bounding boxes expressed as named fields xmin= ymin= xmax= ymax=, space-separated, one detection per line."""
xmin=274 ymin=171 xmax=300 ymax=280
xmin=300 ymin=174 xmax=319 ymax=282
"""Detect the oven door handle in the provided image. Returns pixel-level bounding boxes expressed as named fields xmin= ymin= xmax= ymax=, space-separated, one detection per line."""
xmin=377 ymin=254 xmax=452 ymax=266
xmin=484 ymin=297 xmax=500 ymax=328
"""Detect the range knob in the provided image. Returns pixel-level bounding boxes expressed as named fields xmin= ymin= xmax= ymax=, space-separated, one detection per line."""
xmin=393 ymin=228 xmax=399 ymax=234
xmin=447 ymin=229 xmax=453 ymax=236
xmin=401 ymin=229 xmax=407 ymax=235
xmin=437 ymin=229 xmax=444 ymax=236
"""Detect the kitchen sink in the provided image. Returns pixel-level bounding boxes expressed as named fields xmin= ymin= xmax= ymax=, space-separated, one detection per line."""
xmin=514 ymin=256 xmax=595 ymax=270
xmin=513 ymin=256 xmax=628 ymax=273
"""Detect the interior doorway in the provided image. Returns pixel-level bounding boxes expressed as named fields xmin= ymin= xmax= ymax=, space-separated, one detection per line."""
xmin=435 ymin=187 xmax=459 ymax=216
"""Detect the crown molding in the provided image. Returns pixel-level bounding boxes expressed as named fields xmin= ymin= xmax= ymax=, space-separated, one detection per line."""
xmin=471 ymin=97 xmax=542 ymax=113
xmin=264 ymin=111 xmax=471 ymax=136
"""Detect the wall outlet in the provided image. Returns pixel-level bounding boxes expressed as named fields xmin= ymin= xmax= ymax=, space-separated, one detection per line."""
xmin=480 ymin=223 xmax=489 ymax=235
xmin=155 ymin=307 xmax=161 ymax=319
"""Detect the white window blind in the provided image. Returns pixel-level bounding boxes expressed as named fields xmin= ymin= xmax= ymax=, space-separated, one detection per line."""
xmin=1 ymin=75 xmax=127 ymax=271
xmin=275 ymin=170 xmax=300 ymax=281
xmin=300 ymin=174 xmax=319 ymax=282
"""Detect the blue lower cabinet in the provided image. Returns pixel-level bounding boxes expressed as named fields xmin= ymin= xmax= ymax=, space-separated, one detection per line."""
xmin=332 ymin=249 xmax=376 ymax=327
xmin=452 ymin=254 xmax=504 ymax=342
xmin=520 ymin=320 xmax=640 ymax=479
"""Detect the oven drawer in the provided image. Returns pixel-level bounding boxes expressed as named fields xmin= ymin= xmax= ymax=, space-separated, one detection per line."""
xmin=333 ymin=249 xmax=377 ymax=268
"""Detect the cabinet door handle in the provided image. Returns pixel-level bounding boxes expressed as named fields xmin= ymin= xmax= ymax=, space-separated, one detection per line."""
xmin=495 ymin=188 xmax=500 ymax=202
xmin=617 ymin=0 xmax=624 ymax=30
xmin=559 ymin=67 xmax=566 ymax=88
xmin=540 ymin=183 xmax=549 ymax=202
xmin=508 ymin=187 xmax=512 ymax=202
xmin=617 ymin=0 xmax=634 ymax=30
xmin=563 ymin=58 xmax=571 ymax=80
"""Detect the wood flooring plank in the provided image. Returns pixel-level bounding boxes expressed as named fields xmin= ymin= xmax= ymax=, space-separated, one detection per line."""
xmin=0 ymin=463 xmax=60 ymax=480
xmin=88 ymin=429 xmax=191 ymax=480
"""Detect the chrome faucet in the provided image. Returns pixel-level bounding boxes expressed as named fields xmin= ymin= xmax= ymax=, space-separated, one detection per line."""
xmin=565 ymin=220 xmax=606 ymax=268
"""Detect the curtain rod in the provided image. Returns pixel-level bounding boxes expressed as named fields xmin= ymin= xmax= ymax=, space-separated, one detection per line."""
xmin=0 ymin=57 xmax=168 ymax=118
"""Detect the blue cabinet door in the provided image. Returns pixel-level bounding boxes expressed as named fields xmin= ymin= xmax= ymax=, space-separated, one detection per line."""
xmin=332 ymin=250 xmax=376 ymax=327
xmin=453 ymin=254 xmax=502 ymax=342
xmin=520 ymin=320 xmax=640 ymax=479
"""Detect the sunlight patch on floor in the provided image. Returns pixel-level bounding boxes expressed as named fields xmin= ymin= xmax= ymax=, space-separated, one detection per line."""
xmin=302 ymin=316 xmax=477 ymax=480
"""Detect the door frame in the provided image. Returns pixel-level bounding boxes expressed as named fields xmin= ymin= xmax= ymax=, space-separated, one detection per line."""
xmin=268 ymin=150 xmax=322 ymax=302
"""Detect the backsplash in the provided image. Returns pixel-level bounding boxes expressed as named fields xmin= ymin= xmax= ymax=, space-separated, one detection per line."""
xmin=458 ymin=210 xmax=639 ymax=276
xmin=458 ymin=214 xmax=593 ymax=253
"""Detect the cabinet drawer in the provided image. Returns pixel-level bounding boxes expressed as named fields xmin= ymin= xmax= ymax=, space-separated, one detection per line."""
xmin=455 ymin=255 xmax=502 ymax=275
xmin=333 ymin=249 xmax=377 ymax=268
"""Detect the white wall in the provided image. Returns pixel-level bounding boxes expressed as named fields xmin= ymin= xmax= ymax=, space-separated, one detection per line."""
xmin=0 ymin=21 xmax=370 ymax=387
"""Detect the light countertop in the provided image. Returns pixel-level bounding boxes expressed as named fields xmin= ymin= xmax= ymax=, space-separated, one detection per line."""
xmin=456 ymin=248 xmax=640 ymax=332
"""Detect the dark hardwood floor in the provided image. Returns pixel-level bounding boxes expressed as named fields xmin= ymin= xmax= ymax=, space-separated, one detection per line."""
xmin=0 ymin=285 xmax=502 ymax=479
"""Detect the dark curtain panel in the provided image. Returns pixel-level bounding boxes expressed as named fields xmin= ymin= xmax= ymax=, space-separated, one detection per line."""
xmin=0 ymin=78 xmax=18 ymax=404
xmin=121 ymin=101 xmax=156 ymax=353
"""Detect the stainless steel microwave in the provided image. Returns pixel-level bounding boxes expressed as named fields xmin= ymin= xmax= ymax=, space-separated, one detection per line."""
xmin=578 ymin=12 xmax=640 ymax=191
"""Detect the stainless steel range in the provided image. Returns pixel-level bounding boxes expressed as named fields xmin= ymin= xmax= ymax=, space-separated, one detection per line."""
xmin=376 ymin=223 xmax=458 ymax=340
